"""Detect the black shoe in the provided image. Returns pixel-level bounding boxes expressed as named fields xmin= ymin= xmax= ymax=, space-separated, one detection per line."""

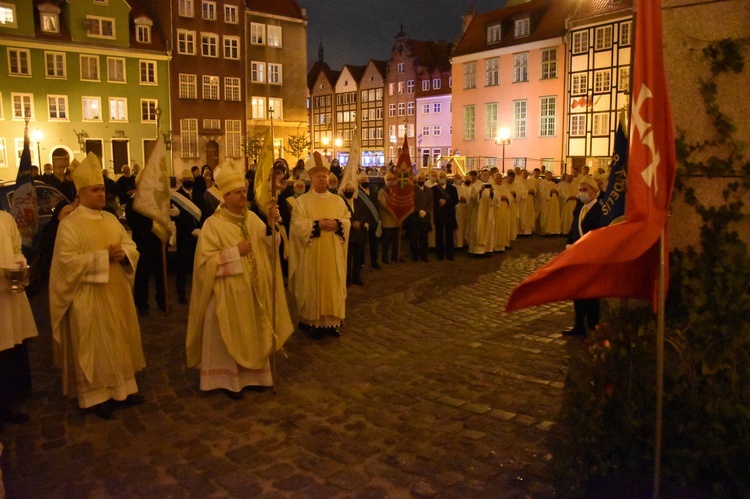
xmin=352 ymin=278 xmax=364 ymax=286
xmin=298 ymin=321 xmax=310 ymax=332
xmin=372 ymin=262 xmax=381 ymax=270
xmin=91 ymin=400 xmax=115 ymax=420
xmin=158 ymin=303 xmax=167 ymax=313
xmin=562 ymin=327 xmax=586 ymax=337
xmin=311 ymin=328 xmax=325 ymax=340
xmin=329 ymin=328 xmax=342 ymax=338
xmin=446 ymin=255 xmax=455 ymax=261
xmin=224 ymin=389 xmax=244 ymax=400
xmin=420 ymin=257 xmax=429 ymax=263
xmin=116 ymin=394 xmax=146 ymax=407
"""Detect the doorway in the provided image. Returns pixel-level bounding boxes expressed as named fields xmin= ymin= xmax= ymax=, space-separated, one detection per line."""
xmin=85 ymin=139 xmax=103 ymax=166
xmin=206 ymin=140 xmax=219 ymax=169
xmin=112 ymin=140 xmax=129 ymax=174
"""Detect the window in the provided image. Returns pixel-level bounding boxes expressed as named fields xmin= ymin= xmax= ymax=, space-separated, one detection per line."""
xmin=513 ymin=53 xmax=528 ymax=83
xmin=397 ymin=103 xmax=405 ymax=116
xmin=80 ymin=55 xmax=100 ymax=81
xmin=433 ymin=103 xmax=441 ymax=113
xmin=515 ymin=18 xmax=530 ymax=38
xmin=47 ymin=95 xmax=68 ymax=120
xmin=449 ymin=77 xmax=452 ymax=88
xmin=268 ymin=63 xmax=281 ymax=84
xmin=421 ymin=126 xmax=430 ymax=137
xmin=203 ymin=119 xmax=220 ymax=130
xmin=177 ymin=30 xmax=196 ymax=54
xmin=251 ymin=61 xmax=265 ymax=83
xmin=109 ymin=97 xmax=127 ymax=121
xmin=464 ymin=106 xmax=475 ymax=140
xmin=107 ymin=57 xmax=125 ymax=82
xmin=487 ymin=24 xmax=501 ymax=44
xmin=251 ymin=96 xmax=266 ymax=119
xmin=224 ymin=5 xmax=238 ymax=24
xmin=0 ymin=138 xmax=6 ymax=167
xmin=464 ymin=62 xmax=476 ymax=89
xmin=226 ymin=120 xmax=242 ymax=158
xmin=388 ymin=104 xmax=395 ymax=117
xmin=135 ymin=24 xmax=151 ymax=44
xmin=422 ymin=80 xmax=430 ymax=91
xmin=139 ymin=60 xmax=157 ymax=85
xmin=571 ymin=73 xmax=588 ymax=95
xmin=224 ymin=77 xmax=240 ymax=101
xmin=251 ymin=23 xmax=265 ymax=45
xmin=540 ymin=96 xmax=556 ymax=137
xmin=407 ymin=102 xmax=415 ymax=115
xmin=141 ymin=99 xmax=157 ymax=122
xmin=8 ymin=49 xmax=30 ymax=76
xmin=82 ymin=96 xmax=102 ymax=121
xmin=593 ymin=113 xmax=610 ymax=135
xmin=541 ymin=48 xmax=557 ymax=79
xmin=398 ymin=82 xmax=404 ymax=94
xmin=40 ymin=11 xmax=59 ymax=33
xmin=179 ymin=0 xmax=194 ymax=17
xmin=407 ymin=124 xmax=414 ymax=138
xmin=572 ymin=31 xmax=589 ymax=54
xmin=433 ymin=125 xmax=441 ymax=136
xmin=202 ymin=1 xmax=216 ymax=20
xmin=223 ymin=36 xmax=240 ymax=59
xmin=12 ymin=93 xmax=34 ymax=120
xmin=268 ymin=98 xmax=282 ymax=119
xmin=388 ymin=83 xmax=394 ymax=95
xmin=407 ymin=80 xmax=414 ymax=93
xmin=180 ymin=118 xmax=198 ymax=158
xmin=618 ymin=67 xmax=630 ymax=92
xmin=485 ymin=58 xmax=498 ymax=86
xmin=87 ymin=16 xmax=114 ymax=38
xmin=201 ymin=33 xmax=218 ymax=57
xmin=594 ymin=70 xmax=611 ymax=93
xmin=0 ymin=3 xmax=17 ymax=27
xmin=595 ymin=26 xmax=613 ymax=50
xmin=433 ymin=78 xmax=441 ymax=90
xmin=202 ymin=75 xmax=219 ymax=100
xmin=268 ymin=26 xmax=282 ymax=47
xmin=570 ymin=115 xmax=586 ymax=137
xmin=422 ymin=104 xmax=430 ymax=114
xmin=513 ymin=100 xmax=527 ymax=139
xmin=397 ymin=63 xmax=404 ymax=74
xmin=45 ymin=52 xmax=66 ymax=78
xmin=485 ymin=103 xmax=497 ymax=140
xmin=620 ymin=21 xmax=632 ymax=46
xmin=179 ymin=74 xmax=197 ymax=99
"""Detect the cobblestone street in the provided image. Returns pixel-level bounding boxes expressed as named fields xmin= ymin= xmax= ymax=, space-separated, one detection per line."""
xmin=1 ymin=235 xmax=575 ymax=498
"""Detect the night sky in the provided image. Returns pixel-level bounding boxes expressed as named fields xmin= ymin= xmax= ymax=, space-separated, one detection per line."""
xmin=297 ymin=0 xmax=507 ymax=70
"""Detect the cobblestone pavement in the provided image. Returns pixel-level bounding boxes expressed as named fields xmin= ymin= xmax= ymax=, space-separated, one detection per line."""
xmin=1 ymin=235 xmax=575 ymax=498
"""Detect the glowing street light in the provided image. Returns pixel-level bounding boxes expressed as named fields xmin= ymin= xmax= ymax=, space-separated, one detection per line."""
xmin=495 ymin=126 xmax=511 ymax=173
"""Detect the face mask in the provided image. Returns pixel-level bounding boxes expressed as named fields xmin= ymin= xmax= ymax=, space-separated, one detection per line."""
xmin=344 ymin=191 xmax=354 ymax=199
xmin=417 ymin=181 xmax=425 ymax=187
xmin=438 ymin=179 xmax=447 ymax=186
xmin=464 ymin=181 xmax=471 ymax=186
xmin=330 ymin=184 xmax=338 ymax=190
xmin=294 ymin=190 xmax=305 ymax=197
xmin=386 ymin=181 xmax=394 ymax=187
xmin=578 ymin=192 xmax=591 ymax=204
xmin=361 ymin=182 xmax=369 ymax=189
xmin=182 ymin=180 xmax=193 ymax=189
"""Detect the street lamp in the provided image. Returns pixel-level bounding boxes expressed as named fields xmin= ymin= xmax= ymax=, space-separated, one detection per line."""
xmin=334 ymin=137 xmax=342 ymax=163
xmin=31 ymin=129 xmax=43 ymax=166
xmin=321 ymin=136 xmax=330 ymax=159
xmin=495 ymin=126 xmax=511 ymax=173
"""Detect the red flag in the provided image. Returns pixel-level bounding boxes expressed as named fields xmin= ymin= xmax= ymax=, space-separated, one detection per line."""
xmin=387 ymin=136 xmax=415 ymax=222
xmin=506 ymin=0 xmax=675 ymax=312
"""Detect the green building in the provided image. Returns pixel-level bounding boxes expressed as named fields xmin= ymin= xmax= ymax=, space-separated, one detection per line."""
xmin=0 ymin=0 xmax=171 ymax=180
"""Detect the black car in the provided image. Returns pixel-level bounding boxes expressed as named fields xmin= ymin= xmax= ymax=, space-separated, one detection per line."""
xmin=0 ymin=179 xmax=70 ymax=232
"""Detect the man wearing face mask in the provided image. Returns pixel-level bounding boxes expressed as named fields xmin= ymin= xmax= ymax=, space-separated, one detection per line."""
xmin=432 ymin=171 xmax=458 ymax=260
xmin=357 ymin=174 xmax=381 ymax=270
xmin=377 ymin=173 xmax=401 ymax=264
xmin=406 ymin=173 xmax=433 ymax=262
xmin=327 ymin=173 xmax=339 ymax=194
xmin=340 ymin=182 xmax=367 ymax=286
xmin=563 ymin=176 xmax=602 ymax=337
xmin=171 ymin=170 xmax=203 ymax=304
xmin=454 ymin=174 xmax=472 ymax=249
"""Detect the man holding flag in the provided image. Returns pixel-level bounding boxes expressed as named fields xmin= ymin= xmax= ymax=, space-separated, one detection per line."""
xmin=11 ymin=121 xmax=38 ymax=257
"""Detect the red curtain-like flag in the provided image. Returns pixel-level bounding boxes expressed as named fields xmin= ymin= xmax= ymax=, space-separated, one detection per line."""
xmin=506 ymin=0 xmax=676 ymax=312
xmin=387 ymin=135 xmax=415 ymax=222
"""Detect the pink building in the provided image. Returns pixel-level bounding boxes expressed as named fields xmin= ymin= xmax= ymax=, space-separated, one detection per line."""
xmin=451 ymin=0 xmax=577 ymax=174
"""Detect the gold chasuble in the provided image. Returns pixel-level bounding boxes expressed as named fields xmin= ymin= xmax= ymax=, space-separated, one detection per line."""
xmin=288 ymin=190 xmax=351 ymax=325
xmin=49 ymin=206 xmax=144 ymax=408
xmin=186 ymin=207 xmax=293 ymax=370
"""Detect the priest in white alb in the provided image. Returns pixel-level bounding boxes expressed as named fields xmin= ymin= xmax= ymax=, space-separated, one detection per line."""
xmin=50 ymin=153 xmax=145 ymax=420
xmin=186 ymin=161 xmax=293 ymax=398
xmin=288 ymin=152 xmax=351 ymax=339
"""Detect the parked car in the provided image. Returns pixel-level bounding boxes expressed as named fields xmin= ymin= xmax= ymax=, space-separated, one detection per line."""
xmin=0 ymin=179 xmax=70 ymax=232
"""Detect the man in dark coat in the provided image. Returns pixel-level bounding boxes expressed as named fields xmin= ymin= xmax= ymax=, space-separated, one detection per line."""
xmin=125 ymin=195 xmax=166 ymax=317
xmin=357 ymin=173 xmax=381 ymax=270
xmin=171 ymin=170 xmax=202 ymax=304
xmin=115 ymin=165 xmax=136 ymax=205
xmin=563 ymin=176 xmax=603 ymax=336
xmin=341 ymin=181 xmax=367 ymax=285
xmin=432 ymin=170 xmax=459 ymax=261
xmin=406 ymin=172 xmax=433 ymax=262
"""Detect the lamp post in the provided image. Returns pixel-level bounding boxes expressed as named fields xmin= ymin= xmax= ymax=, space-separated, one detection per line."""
xmin=495 ymin=126 xmax=511 ymax=173
xmin=334 ymin=137 xmax=342 ymax=164
xmin=31 ymin=129 xmax=43 ymax=166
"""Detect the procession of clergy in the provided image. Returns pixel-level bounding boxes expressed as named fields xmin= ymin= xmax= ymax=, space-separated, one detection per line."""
xmin=0 ymin=147 xmax=605 ymax=422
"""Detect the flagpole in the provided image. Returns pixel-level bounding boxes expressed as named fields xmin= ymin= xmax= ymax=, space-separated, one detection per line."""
xmin=156 ymin=107 xmax=170 ymax=315
xmin=269 ymin=107 xmax=278 ymax=395
xmin=653 ymin=228 xmax=666 ymax=498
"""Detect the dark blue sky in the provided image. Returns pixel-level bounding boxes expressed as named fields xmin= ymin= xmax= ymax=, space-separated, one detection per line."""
xmin=297 ymin=0 xmax=506 ymax=70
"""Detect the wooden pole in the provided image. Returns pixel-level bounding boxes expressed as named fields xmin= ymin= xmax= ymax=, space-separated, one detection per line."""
xmin=161 ymin=241 xmax=169 ymax=314
xmin=269 ymin=108 xmax=278 ymax=394
xmin=653 ymin=228 xmax=666 ymax=498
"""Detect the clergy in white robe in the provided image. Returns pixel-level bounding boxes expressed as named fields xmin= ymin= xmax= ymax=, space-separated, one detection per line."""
xmin=50 ymin=153 xmax=145 ymax=419
xmin=467 ymin=170 xmax=494 ymax=255
xmin=505 ymin=171 xmax=520 ymax=242
xmin=289 ymin=152 xmax=351 ymax=338
xmin=559 ymin=175 xmax=578 ymax=234
xmin=518 ymin=170 xmax=537 ymax=235
xmin=454 ymin=174 xmax=472 ymax=248
xmin=488 ymin=173 xmax=512 ymax=252
xmin=538 ymin=171 xmax=562 ymax=235
xmin=186 ymin=161 xmax=293 ymax=396
xmin=0 ymin=210 xmax=38 ymax=424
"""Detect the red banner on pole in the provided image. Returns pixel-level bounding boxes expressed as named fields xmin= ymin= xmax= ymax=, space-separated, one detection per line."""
xmin=387 ymin=136 xmax=415 ymax=223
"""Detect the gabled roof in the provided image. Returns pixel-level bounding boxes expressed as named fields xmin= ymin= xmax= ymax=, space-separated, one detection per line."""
xmin=408 ymin=39 xmax=453 ymax=72
xmin=33 ymin=0 xmax=70 ymax=40
xmin=127 ymin=0 xmax=168 ymax=51
xmin=453 ymin=0 xmax=576 ymax=58
xmin=308 ymin=61 xmax=339 ymax=91
xmin=368 ymin=59 xmax=387 ymax=79
xmin=569 ymin=0 xmax=634 ymax=23
xmin=246 ymin=0 xmax=306 ymax=20
xmin=341 ymin=64 xmax=367 ymax=83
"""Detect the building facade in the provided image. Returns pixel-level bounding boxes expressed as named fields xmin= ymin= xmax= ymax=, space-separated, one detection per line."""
xmin=566 ymin=0 xmax=633 ymax=172
xmin=415 ymin=66 xmax=452 ymax=168
xmin=333 ymin=64 xmax=364 ymax=166
xmin=357 ymin=60 xmax=386 ymax=168
xmin=0 ymin=0 xmax=170 ymax=179
xmin=451 ymin=0 xmax=574 ymax=174
xmin=308 ymin=50 xmax=338 ymax=162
